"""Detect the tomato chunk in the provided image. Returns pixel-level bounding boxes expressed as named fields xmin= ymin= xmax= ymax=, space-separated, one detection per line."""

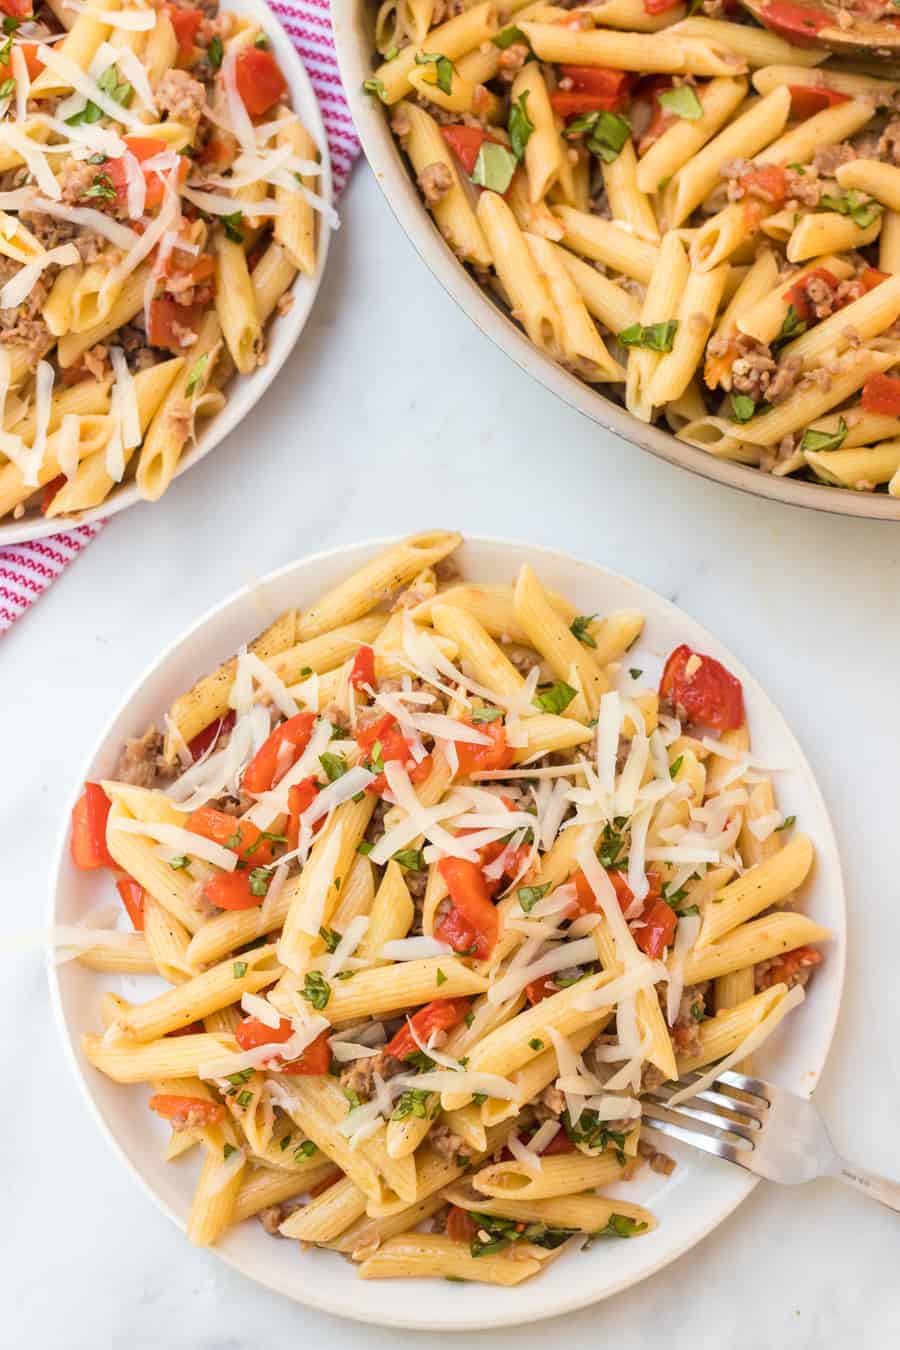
xmin=0 ymin=0 xmax=35 ymax=18
xmin=525 ymin=974 xmax=559 ymax=1005
xmin=759 ymin=0 xmax=831 ymax=44
xmin=116 ymin=877 xmax=146 ymax=930
xmin=635 ymin=898 xmax=677 ymax=960
xmin=441 ymin=124 xmax=498 ymax=175
xmin=165 ymin=4 xmax=202 ymax=61
xmin=349 ymin=644 xmax=375 ymax=689
xmin=147 ymin=297 xmax=206 ymax=353
xmin=861 ymin=267 xmax=890 ymax=293
xmin=788 ymin=85 xmax=849 ymax=119
xmin=203 ymin=871 xmax=263 ymax=910
xmin=861 ymin=373 xmax=900 ymax=416
xmin=437 ymin=856 xmax=499 ymax=959
xmin=70 ymin=783 xmax=115 ymax=869
xmin=385 ymin=997 xmax=472 ymax=1060
xmin=446 ymin=1206 xmax=477 ymax=1243
xmin=659 ymin=643 xmax=744 ymax=732
xmin=550 ymin=65 xmax=632 ymax=117
xmin=568 ymin=868 xmax=673 ymax=956
xmin=782 ymin=266 xmax=840 ymax=324
xmin=187 ymin=710 xmax=235 ymax=761
xmin=236 ymin=1015 xmax=331 ymax=1073
xmin=234 ymin=47 xmax=287 ymax=117
xmin=643 ymin=0 xmax=682 ymax=13
xmin=286 ymin=775 xmax=320 ymax=851
xmin=739 ymin=163 xmax=788 ymax=209
xmin=357 ymin=714 xmax=432 ymax=794
xmin=186 ymin=806 xmax=279 ymax=865
xmin=540 ymin=1126 xmax=576 ymax=1154
xmin=757 ymin=945 xmax=823 ymax=990
xmin=0 ymin=41 xmax=43 ymax=85
xmin=242 ymin=712 xmax=316 ymax=795
xmin=104 ymin=136 xmax=170 ymax=211
xmin=454 ymin=720 xmax=515 ymax=776
xmin=149 ymin=1094 xmax=225 ymax=1125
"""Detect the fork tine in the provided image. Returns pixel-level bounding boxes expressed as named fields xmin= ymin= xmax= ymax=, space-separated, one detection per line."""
xmin=643 ymin=1096 xmax=758 ymax=1144
xmin=714 ymin=1069 xmax=771 ymax=1102
xmin=687 ymin=1087 xmax=767 ymax=1123
xmin=642 ymin=1112 xmax=745 ymax=1165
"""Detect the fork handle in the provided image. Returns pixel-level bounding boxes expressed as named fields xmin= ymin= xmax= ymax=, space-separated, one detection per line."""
xmin=831 ymin=1158 xmax=900 ymax=1213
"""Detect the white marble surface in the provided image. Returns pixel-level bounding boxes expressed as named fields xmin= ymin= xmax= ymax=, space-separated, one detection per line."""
xmin=4 ymin=164 xmax=900 ymax=1349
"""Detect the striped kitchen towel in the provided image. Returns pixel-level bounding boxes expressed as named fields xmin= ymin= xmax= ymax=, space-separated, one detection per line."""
xmin=0 ymin=0 xmax=360 ymax=635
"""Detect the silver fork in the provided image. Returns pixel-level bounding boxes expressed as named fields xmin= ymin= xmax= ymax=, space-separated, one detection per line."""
xmin=642 ymin=1069 xmax=900 ymax=1212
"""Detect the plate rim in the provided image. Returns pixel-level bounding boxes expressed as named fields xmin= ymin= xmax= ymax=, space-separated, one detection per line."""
xmin=46 ymin=533 xmax=847 ymax=1329
xmin=330 ymin=0 xmax=900 ymax=524
xmin=0 ymin=0 xmax=333 ymax=548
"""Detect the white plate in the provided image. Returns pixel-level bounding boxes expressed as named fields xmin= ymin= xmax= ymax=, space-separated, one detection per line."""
xmin=48 ymin=535 xmax=846 ymax=1329
xmin=330 ymin=0 xmax=900 ymax=523
xmin=0 ymin=0 xmax=332 ymax=547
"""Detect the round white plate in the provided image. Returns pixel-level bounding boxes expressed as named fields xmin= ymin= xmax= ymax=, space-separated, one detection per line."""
xmin=0 ymin=0 xmax=332 ymax=547
xmin=48 ymin=535 xmax=846 ymax=1329
xmin=331 ymin=0 xmax=900 ymax=522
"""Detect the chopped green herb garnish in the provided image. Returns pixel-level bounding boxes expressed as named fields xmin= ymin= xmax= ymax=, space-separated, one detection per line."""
xmin=254 ymin=32 xmax=268 ymax=48
xmin=800 ymin=418 xmax=847 ymax=453
xmin=508 ymin=90 xmax=533 ymax=161
xmin=185 ymin=351 xmax=210 ymax=397
xmin=593 ymin=1213 xmax=648 ymax=1238
xmin=226 ymin=1069 xmax=254 ymax=1087
xmin=357 ymin=840 xmax=375 ymax=855
xmin=301 ymin=971 xmax=331 ymax=1010
xmin=819 ymin=189 xmax=882 ymax=229
xmin=208 ymin=35 xmax=223 ymax=68
xmin=436 ymin=967 xmax=448 ymax=986
xmin=384 ymin=44 xmax=399 ymax=60
xmin=295 ymin=1140 xmax=317 ymax=1158
xmin=84 ymin=173 xmax=115 ymax=200
xmin=414 ymin=50 xmax=454 ymax=95
xmin=518 ymin=882 xmax=551 ymax=913
xmin=777 ymin=304 xmax=806 ymax=344
xmin=597 ymin=819 xmax=629 ymax=870
xmin=570 ymin=614 xmax=598 ymax=648
xmin=529 ymin=1037 xmax=544 ymax=1051
xmin=669 ymin=754 xmax=684 ymax=779
xmin=629 ymin=668 xmax=643 ymax=680
xmin=318 ymin=925 xmax=342 ymax=954
xmin=657 ymin=85 xmax=703 ymax=120
xmin=362 ymin=77 xmax=388 ymax=101
xmin=775 ymin=814 xmax=796 ymax=831
xmin=471 ymin=140 xmax=518 ymax=193
xmin=493 ymin=24 xmax=529 ymax=48
xmin=564 ymin=109 xmax=631 ymax=163
xmin=320 ymin=751 xmax=348 ymax=782
xmin=221 ymin=210 xmax=245 ymax=243
xmin=393 ymin=847 xmax=426 ymax=870
xmin=232 ymin=960 xmax=248 ymax=978
xmin=730 ymin=392 xmax=756 ymax=424
xmin=533 ymin=680 xmax=577 ymax=715
xmin=236 ymin=1090 xmax=253 ymax=1107
xmin=471 ymin=706 xmax=503 ymax=723
xmin=618 ymin=320 xmax=678 ymax=352
xmin=392 ymin=1088 xmax=435 ymax=1120
xmin=169 ymin=855 xmax=190 ymax=870
xmin=563 ymin=1110 xmax=628 ymax=1163
xmin=248 ymin=868 xmax=270 ymax=898
xmin=223 ymin=1143 xmax=238 ymax=1161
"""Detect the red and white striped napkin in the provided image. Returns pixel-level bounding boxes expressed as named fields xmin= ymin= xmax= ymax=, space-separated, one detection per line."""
xmin=0 ymin=0 xmax=360 ymax=636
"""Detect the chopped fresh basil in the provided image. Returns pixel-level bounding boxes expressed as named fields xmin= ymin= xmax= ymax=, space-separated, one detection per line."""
xmin=819 ymin=189 xmax=882 ymax=229
xmin=518 ymin=882 xmax=551 ymax=913
xmin=357 ymin=840 xmax=374 ymax=856
xmin=221 ymin=210 xmax=245 ymax=243
xmin=563 ymin=1110 xmax=628 ymax=1162
xmin=464 ymin=1010 xmax=475 ymax=1028
xmin=254 ymin=32 xmax=268 ymax=48
xmin=564 ymin=110 xmax=631 ymax=164
xmin=436 ymin=967 xmax=448 ymax=986
xmin=232 ymin=960 xmax=248 ymax=978
xmin=679 ymin=903 xmax=700 ymax=918
xmin=343 ymin=1087 xmax=361 ymax=1109
xmin=777 ymin=304 xmax=806 ymax=344
xmin=67 ymin=64 xmax=132 ymax=126
xmin=384 ymin=44 xmax=399 ymax=60
xmin=2 ymin=17 xmax=19 ymax=33
xmin=185 ymin=351 xmax=210 ymax=397
xmin=368 ymin=739 xmax=384 ymax=773
xmin=84 ymin=173 xmax=115 ymax=200
xmin=730 ymin=392 xmax=757 ymax=424
xmin=508 ymin=90 xmax=533 ymax=161
xmin=414 ymin=50 xmax=454 ymax=95
xmin=248 ymin=868 xmax=271 ymax=898
xmin=362 ymin=77 xmax=388 ymax=101
xmin=493 ymin=24 xmax=528 ymax=48
xmin=593 ymin=1213 xmax=648 ymax=1238
xmin=800 ymin=418 xmax=847 ymax=453
xmin=775 ymin=814 xmax=796 ymax=832
xmin=301 ymin=971 xmax=331 ymax=1010
xmin=669 ymin=754 xmax=684 ymax=779
xmin=208 ymin=35 xmax=223 ymax=68
xmin=296 ymin=1139 xmax=317 ymax=1158
xmin=393 ymin=847 xmax=425 ymax=870
xmin=529 ymin=1037 xmax=544 ymax=1051
xmin=318 ymin=925 xmax=342 ymax=954
xmin=629 ymin=668 xmax=642 ymax=680
xmin=597 ymin=819 xmax=629 ymax=870
xmin=226 ymin=1068 xmax=254 ymax=1086
xmin=618 ymin=320 xmax=678 ymax=352
xmin=471 ymin=140 xmax=518 ymax=193
xmin=472 ymin=706 xmax=503 ymax=723
xmin=569 ymin=614 xmax=597 ymax=648
xmin=223 ymin=1143 xmax=238 ymax=1161
xmin=236 ymin=1090 xmax=253 ymax=1107
xmin=0 ymin=77 xmax=14 ymax=99
xmin=657 ymin=85 xmax=703 ymax=120
xmin=279 ymin=1133 xmax=292 ymax=1150
xmin=169 ymin=855 xmax=190 ymax=870
xmin=392 ymin=1088 xmax=435 ymax=1120
xmin=533 ymin=680 xmax=577 ymax=715
xmin=320 ymin=751 xmax=348 ymax=782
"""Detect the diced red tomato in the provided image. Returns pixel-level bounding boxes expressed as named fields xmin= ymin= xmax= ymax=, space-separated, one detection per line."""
xmin=385 ymin=997 xmax=472 ymax=1061
xmin=242 ymin=712 xmax=316 ymax=795
xmin=782 ymin=266 xmax=840 ymax=324
xmin=187 ymin=711 xmax=235 ymax=761
xmin=234 ymin=47 xmax=288 ymax=117
xmin=437 ymin=856 xmax=499 ymax=959
xmin=0 ymin=0 xmax=35 ymax=18
xmin=286 ymin=775 xmax=320 ymax=851
xmin=199 ymin=133 xmax=237 ymax=170
xmin=433 ymin=903 xmax=481 ymax=961
xmin=643 ymin=0 xmax=682 ymax=13
xmin=635 ymin=898 xmax=677 ymax=960
xmin=70 ymin=783 xmax=115 ymax=870
xmin=659 ymin=643 xmax=744 ymax=732
xmin=103 ymin=137 xmax=172 ymax=212
xmin=454 ymin=720 xmax=515 ymax=776
xmin=236 ymin=1015 xmax=331 ymax=1073
xmin=165 ymin=4 xmax=202 ymax=61
xmin=788 ymin=85 xmax=849 ymax=119
xmin=446 ymin=1205 xmax=477 ymax=1243
xmin=861 ymin=268 xmax=890 ymax=293
xmin=739 ymin=163 xmax=788 ymax=209
xmin=861 ymin=373 xmax=900 ymax=416
xmin=0 ymin=41 xmax=43 ymax=86
xmin=525 ymin=975 xmax=559 ymax=1005
xmin=441 ymin=124 xmax=500 ymax=176
xmin=202 ymin=871 xmax=262 ymax=910
xmin=550 ymin=65 xmax=632 ymax=117
xmin=40 ymin=474 xmax=65 ymax=515
xmin=759 ymin=0 xmax=831 ymax=45
xmin=568 ymin=866 xmax=635 ymax=917
xmin=186 ymin=806 xmax=280 ymax=865
xmin=539 ymin=1126 xmax=576 ymax=1155
xmin=148 ymin=1094 xmax=225 ymax=1124
xmin=350 ymin=644 xmax=375 ymax=689
xmin=147 ymin=297 xmax=206 ymax=353
xmin=568 ymin=868 xmax=673 ymax=956
xmin=356 ymin=714 xmax=432 ymax=794
xmin=757 ymin=945 xmax=823 ymax=990
xmin=116 ymin=877 xmax=146 ymax=931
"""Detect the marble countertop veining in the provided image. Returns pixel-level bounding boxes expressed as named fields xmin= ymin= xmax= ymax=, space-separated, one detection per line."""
xmin=3 ymin=167 xmax=900 ymax=1350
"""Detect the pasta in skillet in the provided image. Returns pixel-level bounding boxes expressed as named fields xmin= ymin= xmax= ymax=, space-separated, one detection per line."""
xmin=364 ymin=3 xmax=900 ymax=497
xmin=67 ymin=531 xmax=830 ymax=1283
xmin=0 ymin=0 xmax=328 ymax=523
